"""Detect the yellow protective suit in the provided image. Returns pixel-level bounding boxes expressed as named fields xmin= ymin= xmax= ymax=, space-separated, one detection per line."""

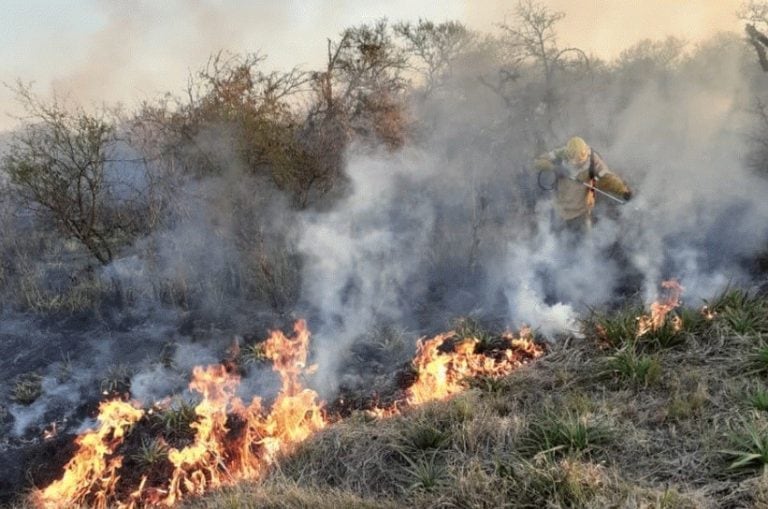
xmin=534 ymin=139 xmax=631 ymax=221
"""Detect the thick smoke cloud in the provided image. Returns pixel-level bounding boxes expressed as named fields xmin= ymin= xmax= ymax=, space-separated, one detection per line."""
xmin=295 ymin=34 xmax=768 ymax=393
xmin=4 ymin=25 xmax=768 ymax=451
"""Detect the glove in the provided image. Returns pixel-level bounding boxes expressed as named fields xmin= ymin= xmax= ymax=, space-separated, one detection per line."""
xmin=534 ymin=158 xmax=554 ymax=172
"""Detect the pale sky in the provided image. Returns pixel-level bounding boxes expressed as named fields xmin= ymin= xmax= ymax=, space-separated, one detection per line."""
xmin=0 ymin=0 xmax=745 ymax=131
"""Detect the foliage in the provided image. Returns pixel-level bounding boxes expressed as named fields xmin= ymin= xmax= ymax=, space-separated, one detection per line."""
xmin=2 ymin=85 xmax=148 ymax=264
xmin=639 ymin=319 xmax=687 ymax=350
xmin=99 ymin=363 xmax=134 ymax=395
xmin=394 ymin=20 xmax=474 ymax=94
xmin=602 ymin=347 xmax=662 ymax=387
xmin=400 ymin=421 xmax=451 ymax=451
xmin=11 ymin=373 xmax=43 ymax=405
xmin=152 ymin=399 xmax=198 ymax=440
xmin=584 ymin=304 xmax=643 ymax=348
xmin=131 ymin=437 xmax=169 ymax=468
xmin=747 ymin=386 xmax=768 ymax=412
xmin=747 ymin=342 xmax=768 ymax=375
xmin=521 ymin=410 xmax=612 ymax=458
xmin=723 ymin=417 xmax=768 ymax=475
xmin=704 ymin=289 xmax=768 ymax=335
xmin=397 ymin=451 xmax=447 ymax=492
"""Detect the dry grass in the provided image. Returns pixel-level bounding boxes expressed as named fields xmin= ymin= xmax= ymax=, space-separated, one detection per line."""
xmin=11 ymin=373 xmax=43 ymax=405
xmin=183 ymin=483 xmax=399 ymax=509
xmin=178 ymin=294 xmax=768 ymax=508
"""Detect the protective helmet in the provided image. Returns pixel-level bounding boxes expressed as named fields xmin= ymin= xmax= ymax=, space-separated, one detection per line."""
xmin=565 ymin=137 xmax=589 ymax=164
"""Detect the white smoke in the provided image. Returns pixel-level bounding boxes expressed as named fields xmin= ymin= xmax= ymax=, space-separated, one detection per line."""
xmin=299 ymin=148 xmax=438 ymax=393
xmin=295 ymin=33 xmax=768 ymax=392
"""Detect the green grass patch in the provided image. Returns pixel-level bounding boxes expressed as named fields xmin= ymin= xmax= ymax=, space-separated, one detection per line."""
xmin=584 ymin=304 xmax=643 ymax=348
xmin=131 ymin=437 xmax=169 ymax=468
xmin=638 ymin=318 xmax=687 ymax=350
xmin=400 ymin=422 xmax=451 ymax=451
xmin=602 ymin=347 xmax=662 ymax=388
xmin=397 ymin=451 xmax=448 ymax=492
xmin=723 ymin=417 xmax=768 ymax=475
xmin=746 ymin=342 xmax=768 ymax=375
xmin=99 ymin=363 xmax=134 ymax=395
xmin=521 ymin=410 xmax=612 ymax=458
xmin=747 ymin=387 xmax=768 ymax=412
xmin=151 ymin=398 xmax=198 ymax=440
xmin=705 ymin=288 xmax=768 ymax=335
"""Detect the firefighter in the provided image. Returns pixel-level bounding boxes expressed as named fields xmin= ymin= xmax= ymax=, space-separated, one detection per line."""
xmin=534 ymin=136 xmax=632 ymax=231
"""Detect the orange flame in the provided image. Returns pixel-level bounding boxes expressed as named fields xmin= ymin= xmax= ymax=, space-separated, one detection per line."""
xmin=363 ymin=327 xmax=543 ymax=419
xmin=35 ymin=400 xmax=144 ymax=509
xmin=404 ymin=327 xmax=541 ymax=406
xmin=35 ymin=319 xmax=541 ymax=507
xmin=637 ymin=279 xmax=684 ymax=337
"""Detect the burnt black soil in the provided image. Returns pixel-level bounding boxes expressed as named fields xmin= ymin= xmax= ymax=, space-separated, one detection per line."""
xmin=0 ymin=306 xmax=304 ymax=506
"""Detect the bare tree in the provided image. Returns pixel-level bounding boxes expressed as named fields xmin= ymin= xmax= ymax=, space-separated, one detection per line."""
xmin=310 ymin=20 xmax=410 ymax=148
xmin=2 ymin=85 xmax=145 ymax=264
xmin=498 ymin=0 xmax=589 ymax=136
xmin=394 ymin=19 xmax=474 ymax=95
xmin=740 ymin=1 xmax=768 ymax=71
xmin=130 ymin=52 xmax=331 ymax=206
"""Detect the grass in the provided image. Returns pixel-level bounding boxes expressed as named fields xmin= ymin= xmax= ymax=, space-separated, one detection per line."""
xmin=602 ymin=346 xmax=662 ymax=387
xmin=226 ymin=292 xmax=766 ymax=508
xmin=151 ymin=398 xmax=198 ymax=440
xmin=521 ymin=410 xmax=613 ymax=458
xmin=11 ymin=373 xmax=43 ymax=405
xmin=452 ymin=316 xmax=492 ymax=344
xmin=638 ymin=318 xmax=687 ymax=350
xmin=400 ymin=422 xmax=451 ymax=451
xmin=705 ymin=288 xmax=768 ymax=335
xmin=14 ymin=288 xmax=768 ymax=509
xmin=183 ymin=483 xmax=399 ymax=509
xmin=99 ymin=363 xmax=134 ymax=395
xmin=397 ymin=451 xmax=447 ymax=492
xmin=747 ymin=386 xmax=768 ymax=412
xmin=723 ymin=417 xmax=768 ymax=475
xmin=14 ymin=255 xmax=114 ymax=313
xmin=747 ymin=341 xmax=768 ymax=375
xmin=584 ymin=304 xmax=643 ymax=348
xmin=56 ymin=352 xmax=74 ymax=383
xmin=131 ymin=437 xmax=169 ymax=468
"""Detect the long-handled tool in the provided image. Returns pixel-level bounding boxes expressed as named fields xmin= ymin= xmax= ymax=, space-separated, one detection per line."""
xmin=536 ymin=169 xmax=630 ymax=205
xmin=569 ymin=176 xmax=627 ymax=205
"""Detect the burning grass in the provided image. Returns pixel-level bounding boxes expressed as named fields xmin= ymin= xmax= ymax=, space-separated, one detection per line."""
xmin=16 ymin=283 xmax=768 ymax=508
xmin=27 ymin=320 xmax=541 ymax=508
xmin=184 ymin=284 xmax=768 ymax=508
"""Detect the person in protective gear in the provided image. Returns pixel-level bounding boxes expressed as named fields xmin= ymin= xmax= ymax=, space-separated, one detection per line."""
xmin=534 ymin=136 xmax=631 ymax=230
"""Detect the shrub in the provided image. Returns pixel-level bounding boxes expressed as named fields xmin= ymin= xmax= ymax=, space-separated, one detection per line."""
xmin=585 ymin=304 xmax=643 ymax=348
xmin=602 ymin=347 xmax=662 ymax=388
xmin=11 ymin=373 xmax=43 ymax=405
xmin=131 ymin=437 xmax=169 ymax=468
xmin=521 ymin=410 xmax=612 ymax=458
xmin=723 ymin=417 xmax=768 ymax=475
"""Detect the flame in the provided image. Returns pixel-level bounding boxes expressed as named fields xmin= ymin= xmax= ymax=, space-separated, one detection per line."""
xmin=637 ymin=279 xmax=684 ymax=337
xmin=35 ymin=320 xmax=541 ymax=507
xmin=404 ymin=327 xmax=541 ymax=406
xmin=35 ymin=400 xmax=144 ymax=509
xmin=37 ymin=320 xmax=324 ymax=508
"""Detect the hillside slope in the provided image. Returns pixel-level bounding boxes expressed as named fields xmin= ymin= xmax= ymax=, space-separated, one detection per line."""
xmin=185 ymin=290 xmax=768 ymax=509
